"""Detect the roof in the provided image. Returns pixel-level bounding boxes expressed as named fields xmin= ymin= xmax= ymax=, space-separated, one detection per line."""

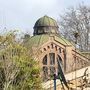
xmin=81 ymin=52 xmax=90 ymax=59
xmin=34 ymin=15 xmax=58 ymax=28
xmin=24 ymin=34 xmax=49 ymax=49
xmin=24 ymin=34 xmax=73 ymax=49
xmin=54 ymin=35 xmax=73 ymax=46
xmin=33 ymin=15 xmax=59 ymax=35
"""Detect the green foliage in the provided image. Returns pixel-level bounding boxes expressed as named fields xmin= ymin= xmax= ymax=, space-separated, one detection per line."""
xmin=0 ymin=32 xmax=42 ymax=90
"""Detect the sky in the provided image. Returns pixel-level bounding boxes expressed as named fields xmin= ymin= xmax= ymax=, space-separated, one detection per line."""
xmin=0 ymin=0 xmax=90 ymax=34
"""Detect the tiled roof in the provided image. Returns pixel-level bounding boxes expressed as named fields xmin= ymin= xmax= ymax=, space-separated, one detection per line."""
xmin=24 ymin=34 xmax=73 ymax=49
xmin=24 ymin=34 xmax=49 ymax=49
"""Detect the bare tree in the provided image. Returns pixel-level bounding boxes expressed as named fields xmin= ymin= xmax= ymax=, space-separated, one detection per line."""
xmin=58 ymin=4 xmax=90 ymax=51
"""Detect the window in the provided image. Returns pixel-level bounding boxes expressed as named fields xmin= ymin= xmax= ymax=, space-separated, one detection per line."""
xmin=42 ymin=53 xmax=63 ymax=81
xmin=50 ymin=66 xmax=55 ymax=76
xmin=43 ymin=55 xmax=47 ymax=65
xmin=43 ymin=66 xmax=48 ymax=80
xmin=49 ymin=53 xmax=55 ymax=65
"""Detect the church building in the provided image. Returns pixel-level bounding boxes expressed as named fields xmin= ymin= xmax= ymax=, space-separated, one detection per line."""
xmin=24 ymin=15 xmax=90 ymax=90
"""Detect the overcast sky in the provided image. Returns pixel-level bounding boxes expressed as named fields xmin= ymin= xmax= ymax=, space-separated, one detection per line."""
xmin=0 ymin=0 xmax=90 ymax=34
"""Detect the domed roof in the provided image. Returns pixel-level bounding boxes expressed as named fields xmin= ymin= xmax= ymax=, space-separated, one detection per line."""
xmin=34 ymin=15 xmax=58 ymax=28
xmin=33 ymin=15 xmax=59 ymax=35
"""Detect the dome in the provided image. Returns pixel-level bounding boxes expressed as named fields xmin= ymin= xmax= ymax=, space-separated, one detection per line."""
xmin=34 ymin=15 xmax=58 ymax=27
xmin=33 ymin=15 xmax=59 ymax=35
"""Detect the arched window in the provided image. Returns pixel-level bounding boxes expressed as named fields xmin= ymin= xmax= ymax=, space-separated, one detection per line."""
xmin=43 ymin=55 xmax=47 ymax=65
xmin=42 ymin=53 xmax=63 ymax=81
